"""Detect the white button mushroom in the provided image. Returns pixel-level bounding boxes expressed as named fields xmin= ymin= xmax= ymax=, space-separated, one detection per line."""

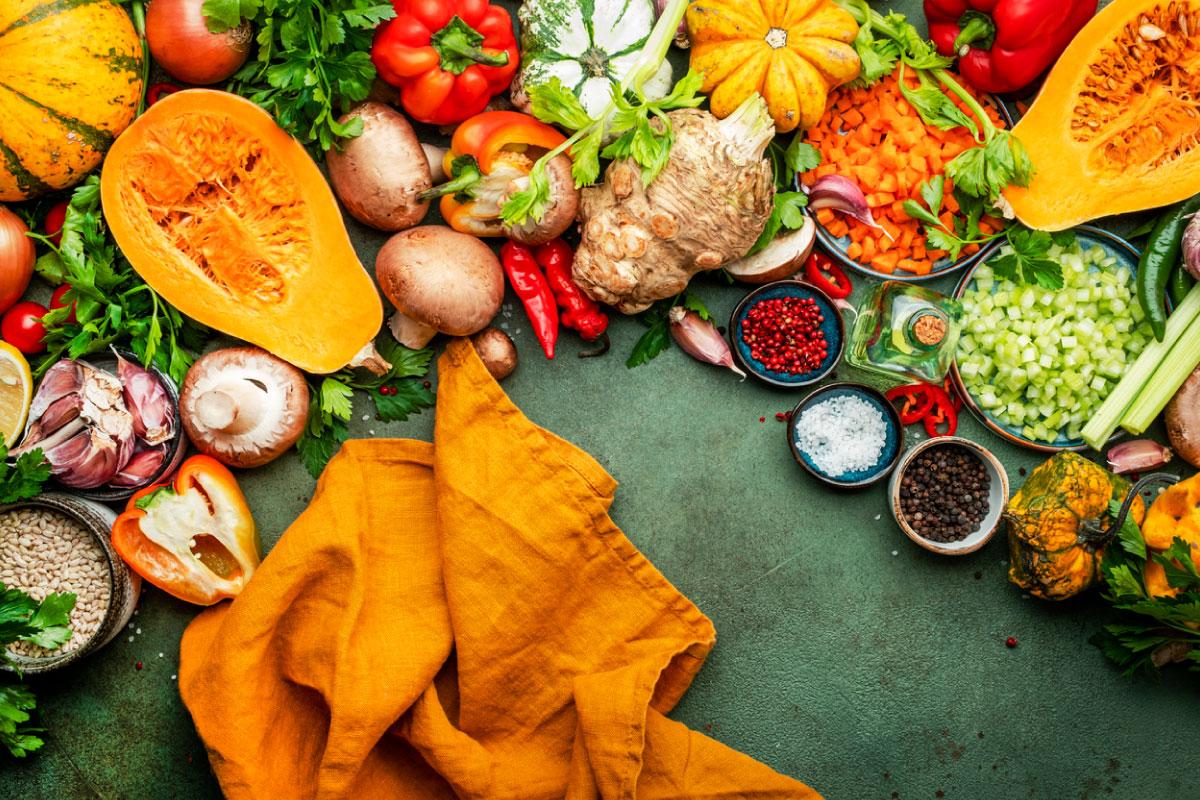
xmin=179 ymin=348 xmax=310 ymax=469
xmin=375 ymin=226 xmax=505 ymax=349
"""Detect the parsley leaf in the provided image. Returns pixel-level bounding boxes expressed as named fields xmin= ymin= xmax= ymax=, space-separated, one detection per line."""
xmin=297 ymin=414 xmax=348 ymax=479
xmin=898 ymin=70 xmax=978 ymax=138
xmin=784 ymin=139 xmax=822 ymax=175
xmin=319 ymin=377 xmax=355 ymax=422
xmin=682 ymin=293 xmax=712 ymax=321
xmin=374 ymin=380 xmax=435 ymax=422
xmin=1 ymin=584 xmax=77 ymax=756
xmin=0 ymin=447 xmax=50 ymax=505
xmin=201 ymin=0 xmax=260 ymax=31
xmin=990 ymin=226 xmax=1065 ymax=290
xmin=627 ymin=309 xmax=673 ymax=369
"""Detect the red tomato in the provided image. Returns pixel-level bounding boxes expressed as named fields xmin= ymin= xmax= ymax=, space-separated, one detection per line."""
xmin=49 ymin=284 xmax=76 ymax=323
xmin=2 ymin=301 xmax=48 ymax=354
xmin=44 ymin=201 xmax=68 ymax=247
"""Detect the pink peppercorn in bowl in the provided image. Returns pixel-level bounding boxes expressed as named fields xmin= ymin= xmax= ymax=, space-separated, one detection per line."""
xmin=729 ymin=280 xmax=845 ymax=388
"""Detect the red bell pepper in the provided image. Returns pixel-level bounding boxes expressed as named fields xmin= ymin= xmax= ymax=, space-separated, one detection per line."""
xmin=500 ymin=241 xmax=558 ymax=359
xmin=886 ymin=384 xmax=936 ymax=426
xmin=372 ymin=0 xmax=518 ymax=126
xmin=923 ymin=385 xmax=959 ymax=437
xmin=924 ymin=0 xmax=1097 ymax=95
xmin=111 ymin=456 xmax=260 ymax=606
xmin=804 ymin=252 xmax=853 ymax=300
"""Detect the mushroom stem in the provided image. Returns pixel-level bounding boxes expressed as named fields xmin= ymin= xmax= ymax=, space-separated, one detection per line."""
xmin=422 ymin=144 xmax=448 ymax=183
xmin=347 ymin=342 xmax=392 ymax=376
xmin=389 ymin=312 xmax=438 ymax=349
xmin=194 ymin=383 xmax=267 ymax=436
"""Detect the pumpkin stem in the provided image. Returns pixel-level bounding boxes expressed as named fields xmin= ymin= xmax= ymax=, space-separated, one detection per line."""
xmin=430 ymin=16 xmax=510 ymax=75
xmin=953 ymin=11 xmax=996 ymax=54
xmin=1082 ymin=472 xmax=1180 ymax=545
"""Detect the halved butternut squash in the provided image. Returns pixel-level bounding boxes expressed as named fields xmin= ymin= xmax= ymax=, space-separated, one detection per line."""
xmin=1005 ymin=0 xmax=1200 ymax=231
xmin=100 ymin=89 xmax=383 ymax=374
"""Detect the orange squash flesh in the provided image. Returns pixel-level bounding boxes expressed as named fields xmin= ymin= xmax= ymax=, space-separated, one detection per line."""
xmin=1006 ymin=0 xmax=1200 ymax=231
xmin=101 ymin=90 xmax=383 ymax=374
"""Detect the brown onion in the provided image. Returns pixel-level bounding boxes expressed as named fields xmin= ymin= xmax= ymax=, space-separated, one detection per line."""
xmin=146 ymin=0 xmax=252 ymax=86
xmin=0 ymin=206 xmax=35 ymax=316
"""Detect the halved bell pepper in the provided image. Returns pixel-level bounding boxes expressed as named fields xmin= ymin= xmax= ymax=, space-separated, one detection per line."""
xmin=420 ymin=111 xmax=567 ymax=238
xmin=111 ymin=455 xmax=260 ymax=606
xmin=371 ymin=0 xmax=518 ymax=126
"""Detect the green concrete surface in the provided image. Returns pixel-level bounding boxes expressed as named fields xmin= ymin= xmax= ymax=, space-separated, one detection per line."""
xmin=7 ymin=1 xmax=1200 ymax=798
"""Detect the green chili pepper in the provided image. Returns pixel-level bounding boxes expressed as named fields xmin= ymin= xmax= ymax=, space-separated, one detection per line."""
xmin=1136 ymin=194 xmax=1200 ymax=341
xmin=1169 ymin=262 xmax=1195 ymax=307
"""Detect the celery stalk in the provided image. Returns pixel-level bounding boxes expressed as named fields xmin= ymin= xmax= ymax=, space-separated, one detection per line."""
xmin=1081 ymin=284 xmax=1200 ymax=449
xmin=1120 ymin=308 xmax=1200 ymax=434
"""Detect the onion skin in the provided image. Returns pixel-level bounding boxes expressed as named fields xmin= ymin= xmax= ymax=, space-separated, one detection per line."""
xmin=146 ymin=0 xmax=252 ymax=86
xmin=1166 ymin=366 xmax=1200 ymax=468
xmin=0 ymin=206 xmax=35 ymax=315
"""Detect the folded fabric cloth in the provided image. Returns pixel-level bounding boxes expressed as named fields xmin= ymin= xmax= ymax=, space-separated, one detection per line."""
xmin=180 ymin=338 xmax=822 ymax=799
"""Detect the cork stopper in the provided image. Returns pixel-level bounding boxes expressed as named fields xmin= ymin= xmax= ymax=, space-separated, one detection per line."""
xmin=911 ymin=312 xmax=948 ymax=347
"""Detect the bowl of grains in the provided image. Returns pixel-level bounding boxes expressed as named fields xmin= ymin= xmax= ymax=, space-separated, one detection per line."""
xmin=730 ymin=281 xmax=845 ymax=388
xmin=788 ymin=383 xmax=903 ymax=488
xmin=888 ymin=437 xmax=1010 ymax=555
xmin=0 ymin=493 xmax=141 ymax=674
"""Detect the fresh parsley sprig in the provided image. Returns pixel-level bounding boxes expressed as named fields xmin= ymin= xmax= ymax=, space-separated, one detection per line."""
xmin=627 ymin=292 xmax=711 ymax=368
xmin=0 ymin=446 xmax=50 ymax=505
xmin=503 ymin=0 xmax=697 ymax=224
xmin=837 ymin=0 xmax=1032 ymax=203
xmin=746 ymin=137 xmax=822 ymax=256
xmin=202 ymin=0 xmax=396 ymax=151
xmin=297 ymin=337 xmax=435 ymax=477
xmin=29 ymin=178 xmax=209 ymax=386
xmin=1 ymin=583 xmax=76 ymax=757
xmin=1092 ymin=500 xmax=1200 ymax=678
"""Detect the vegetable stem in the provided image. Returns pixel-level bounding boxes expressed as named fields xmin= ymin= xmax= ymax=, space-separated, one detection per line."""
xmin=1121 ymin=308 xmax=1200 ymax=433
xmin=931 ymin=68 xmax=998 ymax=140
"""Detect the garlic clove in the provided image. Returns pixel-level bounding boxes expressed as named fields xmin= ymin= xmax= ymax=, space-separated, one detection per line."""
xmin=669 ymin=306 xmax=746 ymax=379
xmin=806 ymin=175 xmax=887 ymax=236
xmin=109 ymin=446 xmax=167 ymax=487
xmin=115 ymin=350 xmax=175 ymax=446
xmin=1107 ymin=438 xmax=1173 ymax=474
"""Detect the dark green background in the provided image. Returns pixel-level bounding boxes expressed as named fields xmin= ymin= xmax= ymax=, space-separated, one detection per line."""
xmin=7 ymin=0 xmax=1199 ymax=798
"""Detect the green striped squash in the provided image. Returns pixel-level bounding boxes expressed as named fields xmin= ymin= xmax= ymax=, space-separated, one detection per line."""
xmin=0 ymin=0 xmax=143 ymax=201
xmin=511 ymin=0 xmax=673 ymax=119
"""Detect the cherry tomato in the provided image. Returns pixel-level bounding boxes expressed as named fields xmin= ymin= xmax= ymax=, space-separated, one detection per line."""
xmin=2 ymin=301 xmax=48 ymax=354
xmin=44 ymin=201 xmax=69 ymax=247
xmin=48 ymin=284 xmax=76 ymax=323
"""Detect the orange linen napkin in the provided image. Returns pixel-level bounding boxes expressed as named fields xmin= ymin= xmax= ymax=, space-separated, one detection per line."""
xmin=179 ymin=338 xmax=822 ymax=800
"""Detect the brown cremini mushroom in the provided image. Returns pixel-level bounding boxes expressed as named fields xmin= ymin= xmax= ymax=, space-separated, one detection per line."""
xmin=470 ymin=327 xmax=517 ymax=381
xmin=376 ymin=226 xmax=505 ymax=349
xmin=180 ymin=348 xmax=309 ymax=469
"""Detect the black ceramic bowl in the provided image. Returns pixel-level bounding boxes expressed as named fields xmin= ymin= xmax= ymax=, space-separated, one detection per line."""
xmin=787 ymin=382 xmax=903 ymax=489
xmin=729 ymin=280 xmax=845 ymax=389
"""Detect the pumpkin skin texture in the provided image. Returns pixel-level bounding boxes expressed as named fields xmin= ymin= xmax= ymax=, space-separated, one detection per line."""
xmin=1141 ymin=473 xmax=1200 ymax=568
xmin=100 ymin=90 xmax=383 ymax=374
xmin=0 ymin=0 xmax=143 ymax=200
xmin=687 ymin=0 xmax=860 ymax=133
xmin=1004 ymin=0 xmax=1200 ymax=231
xmin=1005 ymin=453 xmax=1145 ymax=601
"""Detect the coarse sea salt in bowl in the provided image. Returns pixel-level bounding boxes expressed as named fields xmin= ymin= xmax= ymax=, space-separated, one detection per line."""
xmin=787 ymin=382 xmax=903 ymax=489
xmin=0 ymin=493 xmax=141 ymax=675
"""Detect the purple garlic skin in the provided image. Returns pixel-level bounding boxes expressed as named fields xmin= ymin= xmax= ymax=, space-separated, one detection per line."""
xmin=115 ymin=351 xmax=175 ymax=446
xmin=1106 ymin=438 xmax=1173 ymax=475
xmin=14 ymin=359 xmax=135 ymax=489
xmin=1183 ymin=213 xmax=1200 ymax=281
xmin=110 ymin=446 xmax=167 ymax=487
xmin=669 ymin=306 xmax=746 ymax=379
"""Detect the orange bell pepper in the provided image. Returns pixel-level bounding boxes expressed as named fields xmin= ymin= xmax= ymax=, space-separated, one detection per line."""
xmin=111 ymin=456 xmax=260 ymax=606
xmin=421 ymin=111 xmax=567 ymax=238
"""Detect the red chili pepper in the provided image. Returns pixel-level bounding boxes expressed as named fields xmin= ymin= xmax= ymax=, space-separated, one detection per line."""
xmin=147 ymin=83 xmax=183 ymax=105
xmin=886 ymin=384 xmax=936 ymax=426
xmin=532 ymin=239 xmax=608 ymax=343
xmin=923 ymin=385 xmax=959 ymax=437
xmin=500 ymin=241 xmax=557 ymax=359
xmin=924 ymin=0 xmax=1097 ymax=95
xmin=804 ymin=252 xmax=852 ymax=300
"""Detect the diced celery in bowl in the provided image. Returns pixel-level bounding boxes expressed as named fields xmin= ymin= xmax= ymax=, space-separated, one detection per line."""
xmin=951 ymin=227 xmax=1152 ymax=451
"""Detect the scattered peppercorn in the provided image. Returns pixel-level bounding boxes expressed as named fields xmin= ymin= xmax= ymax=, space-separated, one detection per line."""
xmin=739 ymin=296 xmax=828 ymax=375
xmin=1006 ymin=636 xmax=1018 ymax=648
xmin=899 ymin=445 xmax=990 ymax=543
xmin=759 ymin=417 xmax=766 ymax=423
xmin=775 ymin=411 xmax=789 ymax=422
xmin=1018 ymin=467 xmax=1027 ymax=477
xmin=422 ymin=380 xmax=432 ymax=389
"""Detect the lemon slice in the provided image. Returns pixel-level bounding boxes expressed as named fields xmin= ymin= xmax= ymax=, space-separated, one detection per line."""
xmin=0 ymin=342 xmax=32 ymax=448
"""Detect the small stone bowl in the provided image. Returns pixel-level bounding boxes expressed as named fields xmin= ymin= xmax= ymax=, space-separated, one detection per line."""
xmin=787 ymin=382 xmax=903 ymax=489
xmin=0 ymin=493 xmax=141 ymax=675
xmin=729 ymin=280 xmax=845 ymax=388
xmin=888 ymin=436 xmax=1010 ymax=556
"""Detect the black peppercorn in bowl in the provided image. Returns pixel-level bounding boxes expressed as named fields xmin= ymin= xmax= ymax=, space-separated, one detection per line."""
xmin=887 ymin=436 xmax=1009 ymax=556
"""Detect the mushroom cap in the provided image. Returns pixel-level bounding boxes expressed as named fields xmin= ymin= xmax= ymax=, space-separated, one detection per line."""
xmin=180 ymin=347 xmax=309 ymax=469
xmin=470 ymin=326 xmax=517 ymax=380
xmin=375 ymin=226 xmax=505 ymax=337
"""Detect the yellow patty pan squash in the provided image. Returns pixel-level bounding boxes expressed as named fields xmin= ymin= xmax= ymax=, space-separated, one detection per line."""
xmin=686 ymin=0 xmax=860 ymax=133
xmin=1005 ymin=453 xmax=1144 ymax=601
xmin=1141 ymin=474 xmax=1200 ymax=598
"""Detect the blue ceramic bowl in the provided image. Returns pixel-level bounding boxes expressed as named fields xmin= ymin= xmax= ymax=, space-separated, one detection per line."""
xmin=950 ymin=225 xmax=1143 ymax=452
xmin=787 ymin=382 xmax=903 ymax=489
xmin=729 ymin=280 xmax=844 ymax=388
xmin=811 ymin=95 xmax=1013 ymax=283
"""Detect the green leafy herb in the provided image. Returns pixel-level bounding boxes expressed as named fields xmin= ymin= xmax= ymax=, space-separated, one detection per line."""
xmin=990 ymin=226 xmax=1065 ymax=290
xmin=749 ymin=135 xmax=821 ymax=255
xmin=29 ymin=177 xmax=208 ymax=386
xmin=298 ymin=338 xmax=435 ymax=477
xmin=0 ymin=447 xmax=49 ymax=505
xmin=204 ymin=0 xmax=396 ymax=151
xmin=627 ymin=292 xmax=711 ymax=368
xmin=1 ymin=584 xmax=77 ymax=757
xmin=1092 ymin=505 xmax=1200 ymax=678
